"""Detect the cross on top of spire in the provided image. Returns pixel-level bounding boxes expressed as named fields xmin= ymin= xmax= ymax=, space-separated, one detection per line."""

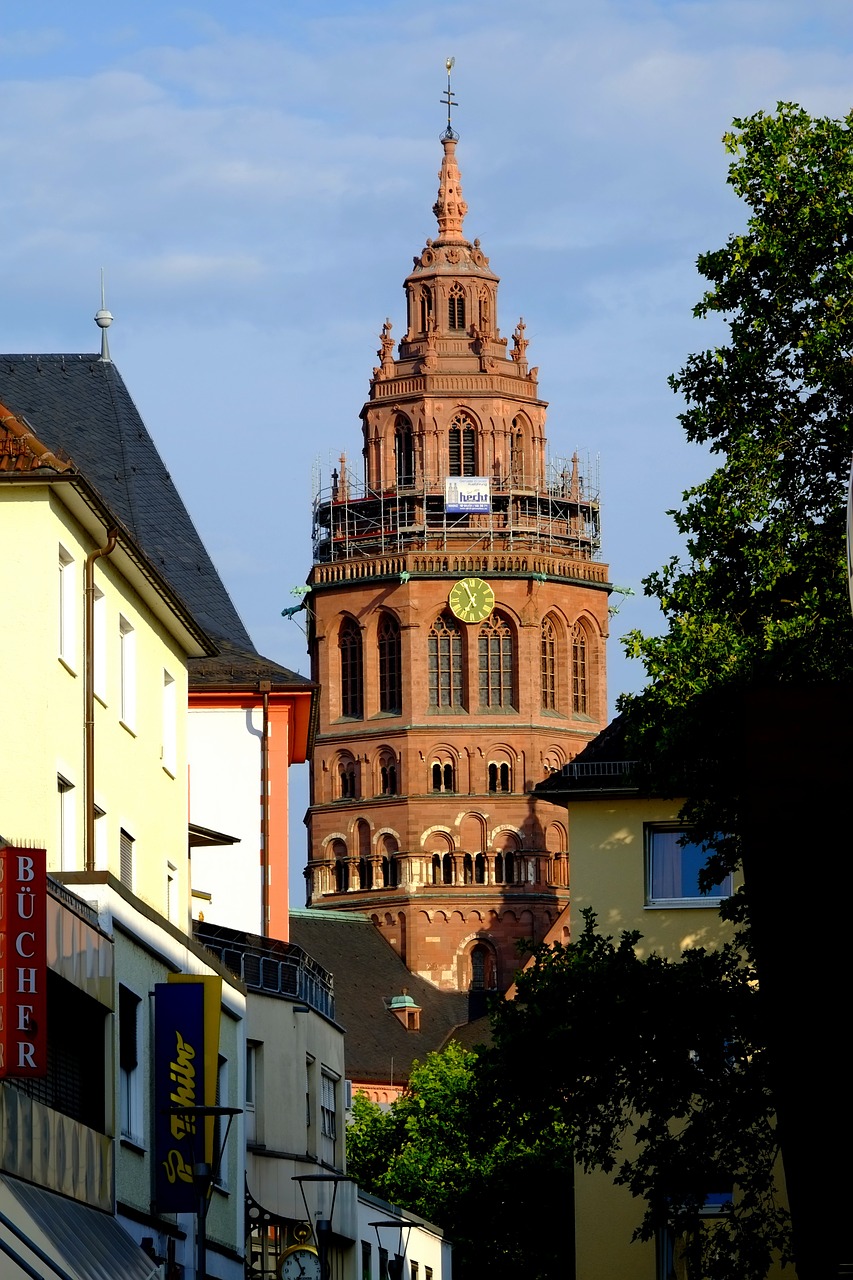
xmin=440 ymin=56 xmax=458 ymax=142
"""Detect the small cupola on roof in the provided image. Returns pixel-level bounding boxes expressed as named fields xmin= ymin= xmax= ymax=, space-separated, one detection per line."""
xmin=386 ymin=990 xmax=421 ymax=1031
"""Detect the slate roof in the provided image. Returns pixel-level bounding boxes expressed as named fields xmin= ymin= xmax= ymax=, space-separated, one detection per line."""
xmin=189 ymin=637 xmax=311 ymax=689
xmin=289 ymin=910 xmax=491 ymax=1083
xmin=0 ymin=353 xmax=253 ymax=650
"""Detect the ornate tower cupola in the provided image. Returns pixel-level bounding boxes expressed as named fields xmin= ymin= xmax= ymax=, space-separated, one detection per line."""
xmin=305 ymin=73 xmax=610 ymax=996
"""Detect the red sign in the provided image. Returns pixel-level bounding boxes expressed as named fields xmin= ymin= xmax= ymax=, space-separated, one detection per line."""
xmin=0 ymin=847 xmax=47 ymax=1077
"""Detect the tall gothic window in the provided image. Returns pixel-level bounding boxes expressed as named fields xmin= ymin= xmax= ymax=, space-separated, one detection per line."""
xmin=339 ymin=618 xmax=363 ymax=718
xmin=541 ymin=616 xmax=557 ymax=711
xmin=571 ymin=621 xmax=588 ymax=715
xmin=420 ymin=286 xmax=433 ymax=332
xmin=448 ymin=412 xmax=477 ymax=476
xmin=478 ymin=613 xmax=515 ymax=709
xmin=448 ymin=282 xmax=466 ymax=330
xmin=428 ymin=613 xmax=464 ymax=708
xmin=510 ymin=417 xmax=525 ymax=485
xmin=395 ymin=416 xmax=414 ymax=488
xmin=378 ymin=613 xmax=402 ymax=713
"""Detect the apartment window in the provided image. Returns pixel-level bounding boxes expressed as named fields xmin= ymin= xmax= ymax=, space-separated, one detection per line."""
xmin=93 ymin=585 xmax=106 ymax=700
xmin=214 ymin=1055 xmax=229 ymax=1188
xmin=646 ymin=827 xmax=733 ymax=907
xmin=362 ymin=1241 xmax=373 ymax=1280
xmin=120 ymin=828 xmax=134 ymax=890
xmin=166 ymin=861 xmax=177 ymax=922
xmin=119 ymin=615 xmax=136 ymax=728
xmin=411 ymin=1262 xmax=419 ymax=1280
xmin=162 ymin=670 xmax=176 ymax=775
xmin=58 ymin=545 xmax=76 ymax=668
xmin=339 ymin=618 xmax=363 ymax=718
xmin=321 ymin=1070 xmax=338 ymax=1163
xmin=57 ymin=775 xmax=76 ymax=871
xmin=94 ymin=804 xmax=107 ymax=870
xmin=119 ymin=985 xmax=142 ymax=1143
xmin=378 ymin=613 xmax=402 ymax=714
xmin=478 ymin=613 xmax=515 ymax=709
xmin=428 ymin=613 xmax=464 ymax=708
xmin=246 ymin=1041 xmax=261 ymax=1144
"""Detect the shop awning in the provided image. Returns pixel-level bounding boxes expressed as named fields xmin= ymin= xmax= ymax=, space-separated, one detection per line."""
xmin=0 ymin=1175 xmax=157 ymax=1280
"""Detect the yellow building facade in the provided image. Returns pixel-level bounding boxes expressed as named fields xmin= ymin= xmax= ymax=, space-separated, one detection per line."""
xmin=0 ymin=470 xmax=211 ymax=926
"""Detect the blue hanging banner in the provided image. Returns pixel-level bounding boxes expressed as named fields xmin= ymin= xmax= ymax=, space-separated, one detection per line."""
xmin=154 ymin=980 xmax=205 ymax=1212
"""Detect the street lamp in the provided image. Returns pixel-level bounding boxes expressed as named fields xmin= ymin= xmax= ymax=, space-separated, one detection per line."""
xmin=369 ymin=1219 xmax=414 ymax=1280
xmin=169 ymin=1104 xmax=241 ymax=1280
xmin=293 ymin=1174 xmax=352 ymax=1280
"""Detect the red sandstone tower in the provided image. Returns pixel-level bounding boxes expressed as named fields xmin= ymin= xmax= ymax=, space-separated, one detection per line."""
xmin=305 ymin=108 xmax=610 ymax=994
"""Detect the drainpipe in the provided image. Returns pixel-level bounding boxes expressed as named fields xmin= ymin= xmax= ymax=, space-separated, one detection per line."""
xmin=84 ymin=529 xmax=118 ymax=872
xmin=260 ymin=680 xmax=271 ymax=935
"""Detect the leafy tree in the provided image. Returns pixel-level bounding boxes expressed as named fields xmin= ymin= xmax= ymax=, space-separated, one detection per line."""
xmin=620 ymin=103 xmax=853 ymax=879
xmin=346 ymin=1041 xmax=573 ymax=1280
xmin=487 ymin=912 xmax=792 ymax=1280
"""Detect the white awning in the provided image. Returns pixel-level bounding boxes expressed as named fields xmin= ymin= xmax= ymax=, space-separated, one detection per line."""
xmin=0 ymin=1175 xmax=158 ymax=1280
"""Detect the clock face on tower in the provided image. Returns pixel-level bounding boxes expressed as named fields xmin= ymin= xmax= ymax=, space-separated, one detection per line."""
xmin=279 ymin=1246 xmax=322 ymax=1280
xmin=448 ymin=577 xmax=495 ymax=624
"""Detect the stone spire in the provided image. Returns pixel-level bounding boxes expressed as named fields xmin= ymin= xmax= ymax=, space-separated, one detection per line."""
xmin=432 ymin=135 xmax=469 ymax=244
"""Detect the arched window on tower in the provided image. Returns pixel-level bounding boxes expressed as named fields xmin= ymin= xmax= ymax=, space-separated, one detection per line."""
xmin=571 ymin=621 xmax=589 ymax=715
xmin=431 ymin=760 xmax=456 ymax=793
xmin=541 ymin=616 xmax=557 ymax=711
xmin=339 ymin=617 xmax=363 ymax=718
xmin=428 ymin=613 xmax=464 ymax=708
xmin=379 ymin=753 xmax=399 ymax=795
xmin=448 ymin=282 xmax=466 ymax=331
xmin=395 ymin=416 xmax=414 ymax=488
xmin=378 ymin=613 xmax=402 ymax=714
xmin=448 ymin=412 xmax=477 ymax=477
xmin=478 ymin=288 xmax=491 ymax=333
xmin=488 ymin=761 xmax=512 ymax=792
xmin=420 ymin=286 xmax=433 ymax=333
xmin=338 ymin=757 xmax=357 ymax=799
xmin=510 ymin=417 xmax=526 ymax=486
xmin=469 ymin=942 xmax=496 ymax=990
xmin=478 ymin=613 xmax=515 ymax=709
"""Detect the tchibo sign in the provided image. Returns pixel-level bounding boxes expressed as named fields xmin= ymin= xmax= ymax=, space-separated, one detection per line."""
xmin=0 ymin=846 xmax=47 ymax=1077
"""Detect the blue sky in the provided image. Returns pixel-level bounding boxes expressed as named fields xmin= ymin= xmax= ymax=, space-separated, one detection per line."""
xmin=2 ymin=1 xmax=851 ymax=898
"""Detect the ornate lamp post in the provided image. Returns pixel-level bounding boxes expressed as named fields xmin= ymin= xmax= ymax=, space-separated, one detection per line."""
xmin=369 ymin=1219 xmax=414 ymax=1280
xmin=292 ymin=1174 xmax=352 ymax=1280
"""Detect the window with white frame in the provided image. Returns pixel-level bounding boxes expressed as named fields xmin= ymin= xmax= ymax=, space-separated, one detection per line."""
xmin=320 ymin=1069 xmax=338 ymax=1164
xmin=645 ymin=826 xmax=732 ymax=907
xmin=162 ymin=670 xmax=176 ymax=774
xmin=166 ymin=861 xmax=177 ymax=922
xmin=119 ymin=615 xmax=136 ymax=728
xmin=119 ymin=985 xmax=143 ymax=1143
xmin=120 ymin=828 xmax=134 ymax=890
xmin=92 ymin=585 xmax=106 ymax=701
xmin=93 ymin=804 xmax=107 ymax=870
xmin=214 ymin=1054 xmax=229 ymax=1188
xmin=57 ymin=774 xmax=76 ymax=870
xmin=58 ymin=545 xmax=76 ymax=668
xmin=246 ymin=1041 xmax=261 ymax=1144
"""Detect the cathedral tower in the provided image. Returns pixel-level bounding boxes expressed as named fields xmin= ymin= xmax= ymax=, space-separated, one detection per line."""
xmin=305 ymin=106 xmax=611 ymax=994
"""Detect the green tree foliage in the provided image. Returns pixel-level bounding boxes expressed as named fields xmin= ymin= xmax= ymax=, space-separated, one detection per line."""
xmin=487 ymin=912 xmax=792 ymax=1280
xmin=346 ymin=1041 xmax=573 ymax=1280
xmin=621 ymin=103 xmax=853 ymax=877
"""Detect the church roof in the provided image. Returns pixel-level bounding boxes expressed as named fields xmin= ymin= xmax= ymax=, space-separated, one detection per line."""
xmin=0 ymin=353 xmax=254 ymax=651
xmin=289 ymin=910 xmax=489 ymax=1083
